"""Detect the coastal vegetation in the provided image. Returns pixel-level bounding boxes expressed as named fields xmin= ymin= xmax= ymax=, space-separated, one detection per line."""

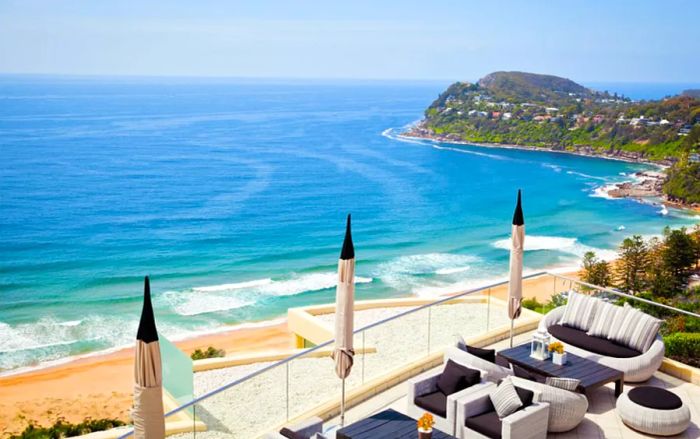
xmin=579 ymin=226 xmax=700 ymax=366
xmin=190 ymin=346 xmax=225 ymax=360
xmin=526 ymin=226 xmax=700 ymax=366
xmin=409 ymin=71 xmax=700 ymax=203
xmin=10 ymin=418 xmax=125 ymax=439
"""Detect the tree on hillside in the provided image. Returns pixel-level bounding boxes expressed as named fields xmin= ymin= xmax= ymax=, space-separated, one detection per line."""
xmin=581 ymin=251 xmax=611 ymax=287
xmin=662 ymin=227 xmax=696 ymax=292
xmin=646 ymin=237 xmax=675 ymax=297
xmin=616 ymin=235 xmax=649 ymax=294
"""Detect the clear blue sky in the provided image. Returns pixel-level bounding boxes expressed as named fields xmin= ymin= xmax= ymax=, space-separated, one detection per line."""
xmin=1 ymin=0 xmax=697 ymax=82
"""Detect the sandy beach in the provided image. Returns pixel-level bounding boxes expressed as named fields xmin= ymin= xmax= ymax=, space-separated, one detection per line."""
xmin=0 ymin=271 xmax=576 ymax=437
xmin=0 ymin=322 xmax=292 ymax=437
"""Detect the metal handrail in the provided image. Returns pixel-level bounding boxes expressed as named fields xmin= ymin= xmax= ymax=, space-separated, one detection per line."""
xmin=117 ymin=271 xmax=547 ymax=437
xmin=118 ymin=270 xmax=699 ymax=437
xmin=552 ymin=273 xmax=700 ymax=318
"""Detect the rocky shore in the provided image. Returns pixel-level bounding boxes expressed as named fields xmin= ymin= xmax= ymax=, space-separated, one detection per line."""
xmin=607 ymin=171 xmax=665 ymax=199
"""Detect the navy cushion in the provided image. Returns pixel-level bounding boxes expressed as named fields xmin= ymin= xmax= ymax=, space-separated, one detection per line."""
xmin=279 ymin=428 xmax=302 ymax=439
xmin=628 ymin=387 xmax=682 ymax=410
xmin=465 ymin=409 xmax=502 ymax=439
xmin=414 ymin=391 xmax=447 ymax=418
xmin=437 ymin=360 xmax=481 ymax=395
xmin=549 ymin=324 xmax=642 ymax=358
xmin=514 ymin=386 xmax=534 ymax=408
xmin=458 ymin=342 xmax=497 ymax=363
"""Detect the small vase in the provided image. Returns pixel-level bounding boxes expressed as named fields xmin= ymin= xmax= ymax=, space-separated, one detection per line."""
xmin=553 ymin=352 xmax=567 ymax=365
xmin=418 ymin=428 xmax=433 ymax=439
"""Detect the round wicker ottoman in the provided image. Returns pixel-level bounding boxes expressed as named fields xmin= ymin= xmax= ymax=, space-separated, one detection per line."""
xmin=616 ymin=387 xmax=691 ymax=436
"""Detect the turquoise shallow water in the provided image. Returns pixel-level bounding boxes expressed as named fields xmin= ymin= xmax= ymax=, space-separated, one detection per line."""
xmin=0 ymin=76 xmax=697 ymax=372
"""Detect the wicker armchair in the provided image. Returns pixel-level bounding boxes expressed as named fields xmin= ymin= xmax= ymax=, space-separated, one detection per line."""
xmin=406 ymin=367 xmax=492 ymax=435
xmin=455 ymin=381 xmax=549 ymax=439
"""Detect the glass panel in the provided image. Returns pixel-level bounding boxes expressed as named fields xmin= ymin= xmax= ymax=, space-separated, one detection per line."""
xmin=361 ymin=307 xmax=430 ymax=384
xmin=429 ymin=293 xmax=492 ymax=351
xmin=160 ymin=336 xmax=194 ymax=409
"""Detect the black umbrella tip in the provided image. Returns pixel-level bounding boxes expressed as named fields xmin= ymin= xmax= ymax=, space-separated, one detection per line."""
xmin=512 ymin=189 xmax=524 ymax=226
xmin=137 ymin=276 xmax=159 ymax=343
xmin=340 ymin=214 xmax=355 ymax=260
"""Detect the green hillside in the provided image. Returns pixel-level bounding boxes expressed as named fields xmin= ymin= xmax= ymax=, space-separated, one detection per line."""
xmin=417 ymin=72 xmax=700 ymax=161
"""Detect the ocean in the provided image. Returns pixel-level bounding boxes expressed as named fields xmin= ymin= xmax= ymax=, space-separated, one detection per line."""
xmin=1 ymin=75 xmax=697 ymax=373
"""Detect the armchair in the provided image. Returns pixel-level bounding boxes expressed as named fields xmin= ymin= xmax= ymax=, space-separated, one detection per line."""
xmin=406 ymin=367 xmax=491 ymax=435
xmin=455 ymin=381 xmax=549 ymax=439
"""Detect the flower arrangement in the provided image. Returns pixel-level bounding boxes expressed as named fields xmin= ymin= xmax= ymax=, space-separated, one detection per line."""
xmin=548 ymin=341 xmax=565 ymax=355
xmin=417 ymin=412 xmax=435 ymax=431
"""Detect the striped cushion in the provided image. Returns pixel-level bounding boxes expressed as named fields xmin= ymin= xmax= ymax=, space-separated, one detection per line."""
xmin=609 ymin=304 xmax=644 ymax=347
xmin=628 ymin=311 xmax=662 ymax=353
xmin=489 ymin=378 xmax=523 ymax=418
xmin=545 ymin=377 xmax=580 ymax=392
xmin=605 ymin=303 xmax=630 ymax=340
xmin=587 ymin=301 xmax=624 ymax=338
xmin=560 ymin=291 xmax=599 ymax=331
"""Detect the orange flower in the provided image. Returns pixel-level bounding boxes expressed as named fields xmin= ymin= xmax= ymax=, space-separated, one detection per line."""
xmin=417 ymin=412 xmax=435 ymax=430
xmin=548 ymin=341 xmax=565 ymax=354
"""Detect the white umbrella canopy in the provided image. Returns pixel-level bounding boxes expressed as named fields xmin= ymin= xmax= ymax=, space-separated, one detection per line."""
xmin=133 ymin=276 xmax=165 ymax=439
xmin=332 ymin=214 xmax=355 ymax=426
xmin=508 ymin=190 xmax=525 ymax=346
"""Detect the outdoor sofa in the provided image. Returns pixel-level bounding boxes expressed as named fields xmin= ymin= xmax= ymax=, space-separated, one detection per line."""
xmin=538 ymin=295 xmax=665 ymax=383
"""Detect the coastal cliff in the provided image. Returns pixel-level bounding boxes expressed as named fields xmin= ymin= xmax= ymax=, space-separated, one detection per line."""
xmin=406 ymin=71 xmax=700 ymax=206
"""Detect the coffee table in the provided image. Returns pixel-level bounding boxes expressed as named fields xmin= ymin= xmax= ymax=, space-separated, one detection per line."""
xmin=497 ymin=343 xmax=624 ymax=397
xmin=336 ymin=409 xmax=456 ymax=439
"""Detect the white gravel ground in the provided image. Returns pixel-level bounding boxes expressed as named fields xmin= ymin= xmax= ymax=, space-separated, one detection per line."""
xmin=173 ymin=301 xmax=508 ymax=439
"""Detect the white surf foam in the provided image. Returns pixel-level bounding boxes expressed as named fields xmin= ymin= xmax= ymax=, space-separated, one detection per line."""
xmin=375 ymin=253 xmax=479 ymax=291
xmin=492 ymin=235 xmax=618 ymax=261
xmin=193 ymin=278 xmax=273 ymax=293
xmin=165 ymin=273 xmax=373 ymax=316
xmin=590 ymin=184 xmax=619 ymax=199
xmin=566 ymin=170 xmax=608 ymax=181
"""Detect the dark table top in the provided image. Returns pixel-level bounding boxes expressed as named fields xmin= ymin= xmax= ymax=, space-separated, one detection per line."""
xmin=336 ymin=409 xmax=456 ymax=439
xmin=497 ymin=343 xmax=623 ymax=391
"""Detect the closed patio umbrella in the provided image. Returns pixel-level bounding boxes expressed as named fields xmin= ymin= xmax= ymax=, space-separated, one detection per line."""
xmin=508 ymin=190 xmax=525 ymax=347
xmin=133 ymin=276 xmax=165 ymax=439
xmin=332 ymin=214 xmax=355 ymax=427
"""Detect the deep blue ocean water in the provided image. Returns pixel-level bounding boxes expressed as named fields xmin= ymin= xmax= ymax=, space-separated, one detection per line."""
xmin=1 ymin=76 xmax=697 ymax=372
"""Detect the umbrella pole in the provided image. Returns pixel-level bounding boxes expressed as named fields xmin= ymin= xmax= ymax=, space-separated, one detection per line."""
xmin=341 ymin=377 xmax=346 ymax=427
xmin=509 ymin=318 xmax=514 ymax=347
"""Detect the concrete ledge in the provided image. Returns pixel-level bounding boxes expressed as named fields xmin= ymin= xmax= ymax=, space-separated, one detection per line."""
xmin=660 ymin=357 xmax=700 ymax=385
xmin=193 ymin=346 xmax=377 ymax=372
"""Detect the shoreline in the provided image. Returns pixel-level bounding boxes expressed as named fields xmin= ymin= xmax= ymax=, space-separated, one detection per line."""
xmin=400 ymin=128 xmax=669 ymax=168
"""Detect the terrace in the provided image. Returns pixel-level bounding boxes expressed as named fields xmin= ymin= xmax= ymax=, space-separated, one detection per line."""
xmin=108 ymin=272 xmax=699 ymax=439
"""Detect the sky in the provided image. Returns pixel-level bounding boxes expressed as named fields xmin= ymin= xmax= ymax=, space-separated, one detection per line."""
xmin=0 ymin=0 xmax=698 ymax=83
